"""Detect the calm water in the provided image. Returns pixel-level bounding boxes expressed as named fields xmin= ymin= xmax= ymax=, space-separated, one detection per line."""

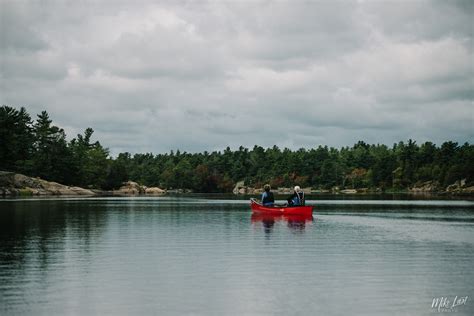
xmin=1 ymin=196 xmax=473 ymax=315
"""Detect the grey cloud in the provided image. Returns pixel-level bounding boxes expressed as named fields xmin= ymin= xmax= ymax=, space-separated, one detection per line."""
xmin=0 ymin=0 xmax=472 ymax=155
xmin=1 ymin=53 xmax=67 ymax=80
xmin=0 ymin=2 xmax=48 ymax=52
xmin=222 ymin=2 xmax=366 ymax=63
xmin=360 ymin=0 xmax=473 ymax=42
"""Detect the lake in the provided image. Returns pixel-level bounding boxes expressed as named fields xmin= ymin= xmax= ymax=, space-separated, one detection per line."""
xmin=1 ymin=195 xmax=473 ymax=315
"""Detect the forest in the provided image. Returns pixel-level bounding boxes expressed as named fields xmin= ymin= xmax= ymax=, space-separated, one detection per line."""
xmin=1 ymin=105 xmax=473 ymax=192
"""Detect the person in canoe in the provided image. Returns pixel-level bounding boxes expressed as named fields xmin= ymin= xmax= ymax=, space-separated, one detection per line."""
xmin=287 ymin=185 xmax=305 ymax=206
xmin=261 ymin=184 xmax=275 ymax=206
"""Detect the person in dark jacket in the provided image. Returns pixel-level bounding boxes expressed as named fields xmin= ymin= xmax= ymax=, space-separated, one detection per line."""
xmin=261 ymin=184 xmax=275 ymax=206
xmin=287 ymin=185 xmax=305 ymax=206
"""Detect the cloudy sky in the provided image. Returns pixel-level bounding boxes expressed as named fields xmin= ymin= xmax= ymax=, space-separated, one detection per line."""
xmin=1 ymin=0 xmax=473 ymax=155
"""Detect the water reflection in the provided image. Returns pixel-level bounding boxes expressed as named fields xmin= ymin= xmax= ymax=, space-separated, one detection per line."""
xmin=0 ymin=200 xmax=108 ymax=300
xmin=1 ymin=197 xmax=473 ymax=316
xmin=251 ymin=213 xmax=313 ymax=234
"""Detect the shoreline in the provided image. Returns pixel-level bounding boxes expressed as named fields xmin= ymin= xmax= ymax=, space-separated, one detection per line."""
xmin=1 ymin=171 xmax=473 ymax=198
xmin=2 ymin=191 xmax=473 ymax=201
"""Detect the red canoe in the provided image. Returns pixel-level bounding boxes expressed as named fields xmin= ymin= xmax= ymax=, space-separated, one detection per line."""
xmin=250 ymin=198 xmax=313 ymax=216
xmin=251 ymin=213 xmax=313 ymax=223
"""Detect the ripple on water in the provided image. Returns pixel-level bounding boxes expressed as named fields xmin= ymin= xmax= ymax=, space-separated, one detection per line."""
xmin=0 ymin=197 xmax=473 ymax=315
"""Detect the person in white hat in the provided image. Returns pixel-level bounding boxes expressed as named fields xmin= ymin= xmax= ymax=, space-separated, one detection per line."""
xmin=286 ymin=185 xmax=305 ymax=206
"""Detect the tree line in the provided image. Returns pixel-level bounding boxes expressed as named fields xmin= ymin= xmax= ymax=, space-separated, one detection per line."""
xmin=1 ymin=105 xmax=473 ymax=192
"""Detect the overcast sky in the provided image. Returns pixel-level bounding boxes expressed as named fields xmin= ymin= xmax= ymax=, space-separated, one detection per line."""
xmin=1 ymin=0 xmax=472 ymax=155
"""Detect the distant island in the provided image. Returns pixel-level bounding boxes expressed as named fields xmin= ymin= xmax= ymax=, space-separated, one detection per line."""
xmin=1 ymin=105 xmax=473 ymax=196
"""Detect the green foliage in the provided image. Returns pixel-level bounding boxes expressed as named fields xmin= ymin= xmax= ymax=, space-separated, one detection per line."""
xmin=0 ymin=106 xmax=34 ymax=172
xmin=1 ymin=106 xmax=473 ymax=192
xmin=104 ymin=157 xmax=129 ymax=190
xmin=1 ymin=106 xmax=110 ymax=189
xmin=113 ymin=140 xmax=472 ymax=192
xmin=32 ymin=110 xmax=71 ymax=182
xmin=69 ymin=128 xmax=109 ymax=188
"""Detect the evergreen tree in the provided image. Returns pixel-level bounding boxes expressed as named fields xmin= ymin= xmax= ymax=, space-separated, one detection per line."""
xmin=32 ymin=111 xmax=70 ymax=182
xmin=0 ymin=106 xmax=34 ymax=172
xmin=2 ymin=105 xmax=473 ymax=193
xmin=69 ymin=128 xmax=109 ymax=188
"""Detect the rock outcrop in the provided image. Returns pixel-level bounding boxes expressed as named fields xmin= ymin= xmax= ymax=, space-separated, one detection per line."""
xmin=233 ymin=181 xmax=245 ymax=194
xmin=232 ymin=181 xmax=258 ymax=194
xmin=340 ymin=189 xmax=357 ymax=194
xmin=462 ymin=186 xmax=474 ymax=194
xmin=276 ymin=187 xmax=292 ymax=194
xmin=396 ymin=179 xmax=473 ymax=194
xmin=115 ymin=181 xmax=144 ymax=195
xmin=114 ymin=181 xmax=166 ymax=195
xmin=445 ymin=179 xmax=471 ymax=194
xmin=276 ymin=187 xmax=314 ymax=194
xmin=0 ymin=171 xmax=95 ymax=196
xmin=145 ymin=187 xmax=166 ymax=194
xmin=446 ymin=179 xmax=464 ymax=192
xmin=410 ymin=181 xmax=441 ymax=193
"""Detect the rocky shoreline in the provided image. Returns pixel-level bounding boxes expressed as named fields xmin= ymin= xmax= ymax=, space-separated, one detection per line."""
xmin=1 ymin=171 xmax=473 ymax=197
xmin=232 ymin=180 xmax=474 ymax=196
xmin=0 ymin=172 xmax=166 ymax=197
xmin=0 ymin=171 xmax=96 ymax=196
xmin=113 ymin=181 xmax=166 ymax=195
